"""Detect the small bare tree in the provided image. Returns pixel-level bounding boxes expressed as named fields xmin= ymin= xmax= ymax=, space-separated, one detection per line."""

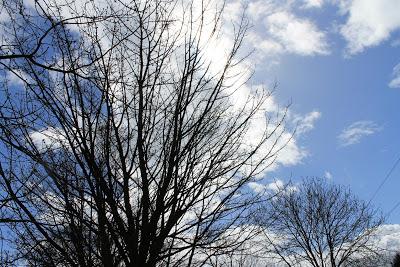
xmin=255 ymin=178 xmax=384 ymax=267
xmin=393 ymin=252 xmax=400 ymax=267
xmin=0 ymin=0 xmax=289 ymax=266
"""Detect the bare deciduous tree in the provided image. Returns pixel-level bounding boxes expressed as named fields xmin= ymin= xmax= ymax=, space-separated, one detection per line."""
xmin=255 ymin=178 xmax=384 ymax=267
xmin=393 ymin=252 xmax=400 ymax=267
xmin=0 ymin=0 xmax=289 ymax=266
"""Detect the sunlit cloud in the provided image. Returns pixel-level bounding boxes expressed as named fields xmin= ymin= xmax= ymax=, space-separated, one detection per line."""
xmin=339 ymin=0 xmax=400 ymax=55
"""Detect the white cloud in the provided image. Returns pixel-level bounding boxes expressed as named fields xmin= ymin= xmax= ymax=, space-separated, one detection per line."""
xmin=265 ymin=11 xmax=330 ymax=56
xmin=29 ymin=127 xmax=67 ymax=150
xmin=247 ymin=0 xmax=275 ymax=21
xmin=369 ymin=224 xmax=400 ymax=257
xmin=302 ymin=0 xmax=324 ymax=9
xmin=338 ymin=120 xmax=382 ymax=147
xmin=266 ymin=179 xmax=298 ymax=194
xmin=243 ymin=1 xmax=330 ymax=58
xmin=171 ymin=2 xmax=314 ymax=179
xmin=239 ymin=109 xmax=309 ymax=176
xmin=13 ymin=0 xmax=317 ymax=198
xmin=339 ymin=0 xmax=400 ymax=55
xmin=293 ymin=110 xmax=322 ymax=134
xmin=271 ymin=109 xmax=322 ymax=167
xmin=16 ymin=0 xmax=313 ymax=182
xmin=248 ymin=182 xmax=267 ymax=193
xmin=246 ymin=108 xmax=322 ymax=174
xmin=210 ymin=224 xmax=400 ymax=266
xmin=6 ymin=69 xmax=29 ymax=86
xmin=250 ymin=110 xmax=322 ymax=172
xmin=248 ymin=179 xmax=298 ymax=194
xmin=248 ymin=32 xmax=284 ymax=55
xmin=324 ymin=171 xmax=333 ymax=180
xmin=374 ymin=224 xmax=400 ymax=248
xmin=275 ymin=133 xmax=308 ymax=166
xmin=224 ymin=1 xmax=243 ymax=23
xmin=266 ymin=179 xmax=285 ymax=192
xmin=389 ymin=63 xmax=400 ymax=88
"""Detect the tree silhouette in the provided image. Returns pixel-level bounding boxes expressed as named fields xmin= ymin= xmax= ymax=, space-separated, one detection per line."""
xmin=0 ymin=0 xmax=289 ymax=266
xmin=393 ymin=252 xmax=400 ymax=267
xmin=255 ymin=178 xmax=383 ymax=267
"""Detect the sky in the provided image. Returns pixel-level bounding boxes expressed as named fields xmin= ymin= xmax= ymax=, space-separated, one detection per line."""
xmin=226 ymin=0 xmax=400 ymax=224
xmin=0 ymin=0 xmax=400 ymax=260
xmin=2 ymin=0 xmax=399 ymax=223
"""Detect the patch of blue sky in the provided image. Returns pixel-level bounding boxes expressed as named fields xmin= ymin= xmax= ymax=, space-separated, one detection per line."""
xmin=243 ymin=0 xmax=400 ymax=223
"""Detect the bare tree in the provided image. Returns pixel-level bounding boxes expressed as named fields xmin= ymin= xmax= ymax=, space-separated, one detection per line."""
xmin=393 ymin=252 xmax=400 ymax=267
xmin=0 ymin=0 xmax=289 ymax=266
xmin=254 ymin=178 xmax=384 ymax=267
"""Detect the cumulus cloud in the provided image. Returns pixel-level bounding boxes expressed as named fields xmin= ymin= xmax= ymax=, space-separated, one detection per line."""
xmin=272 ymin=110 xmax=322 ymax=167
xmin=224 ymin=1 xmax=243 ymax=23
xmin=248 ymin=182 xmax=267 ymax=194
xmin=243 ymin=106 xmax=321 ymax=187
xmin=240 ymin=108 xmax=309 ymax=177
xmin=211 ymin=224 xmax=400 ymax=266
xmin=247 ymin=32 xmax=284 ymax=55
xmin=15 ymin=0 xmax=318 ymax=199
xmin=264 ymin=11 xmax=329 ymax=56
xmin=6 ymin=69 xmax=30 ymax=87
xmin=240 ymin=0 xmax=330 ymax=58
xmin=338 ymin=120 xmax=382 ymax=147
xmin=247 ymin=109 xmax=322 ymax=176
xmin=266 ymin=179 xmax=295 ymax=193
xmin=302 ymin=0 xmax=324 ymax=9
xmin=247 ymin=0 xmax=275 ymax=21
xmin=372 ymin=224 xmax=400 ymax=252
xmin=389 ymin=63 xmax=400 ymax=88
xmin=339 ymin=0 xmax=400 ymax=55
xmin=29 ymin=127 xmax=67 ymax=150
xmin=248 ymin=179 xmax=298 ymax=194
xmin=14 ymin=0 xmax=313 ymax=182
xmin=168 ymin=1 xmax=316 ymax=180
xmin=274 ymin=133 xmax=308 ymax=166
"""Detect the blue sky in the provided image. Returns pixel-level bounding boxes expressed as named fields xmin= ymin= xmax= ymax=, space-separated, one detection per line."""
xmin=229 ymin=0 xmax=400 ymax=223
xmin=0 ymin=0 xmax=400 ymax=262
xmin=1 ymin=0 xmax=399 ymax=223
